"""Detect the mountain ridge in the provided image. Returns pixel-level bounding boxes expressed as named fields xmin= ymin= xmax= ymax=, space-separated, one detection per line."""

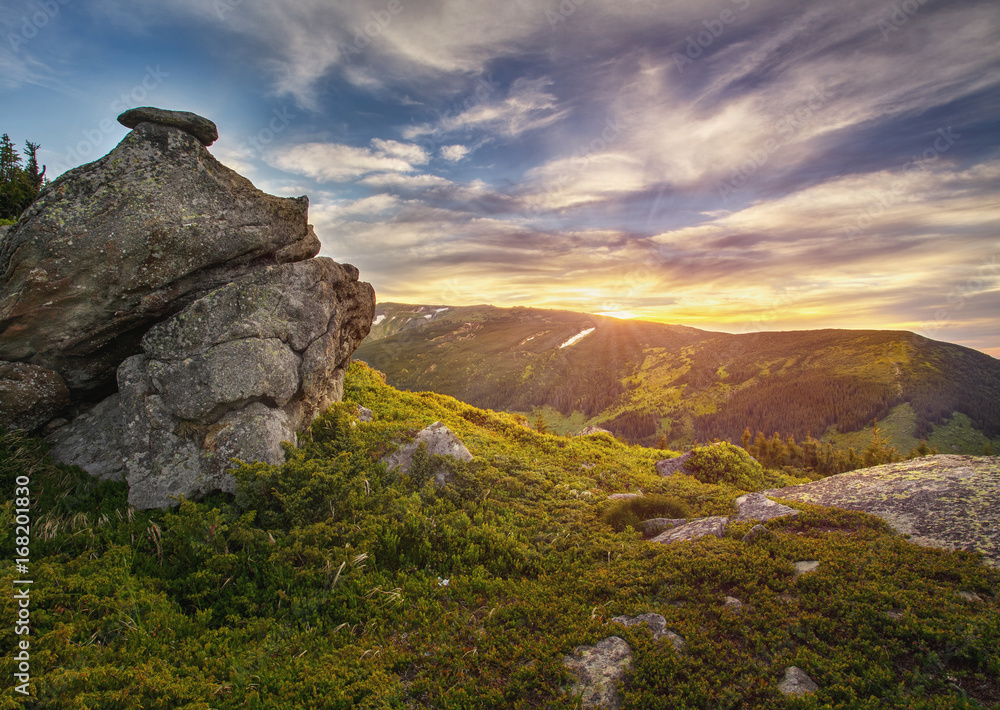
xmin=355 ymin=302 xmax=1000 ymax=453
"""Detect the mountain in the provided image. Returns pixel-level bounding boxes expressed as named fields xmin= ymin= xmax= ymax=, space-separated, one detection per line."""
xmin=355 ymin=303 xmax=1000 ymax=453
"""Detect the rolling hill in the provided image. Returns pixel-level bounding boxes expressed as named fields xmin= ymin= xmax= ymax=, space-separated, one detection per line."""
xmin=354 ymin=303 xmax=1000 ymax=453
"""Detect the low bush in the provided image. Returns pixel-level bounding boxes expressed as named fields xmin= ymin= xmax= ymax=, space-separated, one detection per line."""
xmin=601 ymin=494 xmax=692 ymax=532
xmin=684 ymin=442 xmax=769 ymax=490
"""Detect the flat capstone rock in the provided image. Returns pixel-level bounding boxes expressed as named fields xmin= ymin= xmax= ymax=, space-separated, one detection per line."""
xmin=117 ymin=107 xmax=219 ymax=146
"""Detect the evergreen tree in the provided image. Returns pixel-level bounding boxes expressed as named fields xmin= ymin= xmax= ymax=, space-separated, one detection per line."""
xmin=0 ymin=133 xmax=46 ymax=222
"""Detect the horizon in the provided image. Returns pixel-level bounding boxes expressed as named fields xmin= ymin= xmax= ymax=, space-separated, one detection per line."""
xmin=3 ymin=0 xmax=999 ymax=357
xmin=373 ymin=300 xmax=1000 ymax=356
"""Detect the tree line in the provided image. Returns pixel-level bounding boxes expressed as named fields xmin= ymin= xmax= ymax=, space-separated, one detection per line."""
xmin=1 ymin=134 xmax=46 ymax=223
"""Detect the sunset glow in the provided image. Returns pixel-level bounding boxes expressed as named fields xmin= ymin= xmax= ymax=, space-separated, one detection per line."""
xmin=4 ymin=0 xmax=998 ymax=356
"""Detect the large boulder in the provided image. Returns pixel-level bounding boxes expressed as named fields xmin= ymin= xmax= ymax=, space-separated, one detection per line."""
xmin=0 ymin=119 xmax=320 ymax=395
xmin=116 ymin=257 xmax=373 ymax=508
xmin=766 ymin=455 xmax=1000 ymax=567
xmin=0 ymin=108 xmax=376 ymax=508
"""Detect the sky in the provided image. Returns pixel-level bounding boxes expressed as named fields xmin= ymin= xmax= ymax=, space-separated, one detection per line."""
xmin=2 ymin=0 xmax=999 ymax=357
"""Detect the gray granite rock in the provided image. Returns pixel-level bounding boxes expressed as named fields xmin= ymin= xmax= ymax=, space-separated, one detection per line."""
xmin=563 ymin=636 xmax=632 ymax=709
xmin=382 ymin=421 xmax=473 ymax=486
xmin=641 ymin=518 xmax=688 ymax=536
xmin=655 ymin=451 xmax=693 ymax=477
xmin=793 ymin=560 xmax=820 ymax=576
xmin=0 ymin=120 xmax=320 ymax=396
xmin=733 ymin=492 xmax=800 ymax=522
xmin=118 ymin=107 xmax=219 ymax=146
xmin=766 ymin=455 xmax=1000 ymax=567
xmin=650 ymin=516 xmax=729 ymax=545
xmin=116 ymin=258 xmax=374 ymax=508
xmin=0 ymin=361 xmax=69 ymax=432
xmin=777 ymin=666 xmax=819 ymax=697
xmin=45 ymin=394 xmax=125 ymax=481
xmin=578 ymin=425 xmax=613 ymax=436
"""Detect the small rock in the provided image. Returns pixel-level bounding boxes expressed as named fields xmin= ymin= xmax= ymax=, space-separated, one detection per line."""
xmin=608 ymin=493 xmax=643 ymax=500
xmin=741 ymin=524 xmax=771 ymax=543
xmin=578 ymin=425 xmax=613 ymax=437
xmin=117 ymin=107 xmax=219 ymax=146
xmin=733 ymin=492 xmax=800 ymax=522
xmin=724 ymin=596 xmax=744 ymax=611
xmin=609 ymin=613 xmax=686 ymax=652
xmin=641 ymin=518 xmax=688 ymax=536
xmin=884 ymin=609 xmax=904 ymax=620
xmin=655 ymin=451 xmax=694 ymax=477
xmin=650 ymin=516 xmax=729 ymax=545
xmin=357 ymin=405 xmax=374 ymax=422
xmin=563 ymin=636 xmax=632 ymax=710
xmin=793 ymin=560 xmax=820 ymax=577
xmin=381 ymin=421 xmax=473 ymax=486
xmin=958 ymin=591 xmax=983 ymax=603
xmin=777 ymin=666 xmax=819 ymax=697
xmin=778 ymin=594 xmax=798 ymax=605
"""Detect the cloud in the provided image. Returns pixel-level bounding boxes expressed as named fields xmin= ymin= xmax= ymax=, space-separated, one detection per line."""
xmin=403 ymin=76 xmax=569 ymax=140
xmin=266 ymin=138 xmax=428 ymax=181
xmin=440 ymin=144 xmax=470 ymax=161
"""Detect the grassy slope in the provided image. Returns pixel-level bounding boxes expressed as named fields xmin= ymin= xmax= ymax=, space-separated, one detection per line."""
xmin=355 ymin=303 xmax=1000 ymax=453
xmin=0 ymin=362 xmax=997 ymax=709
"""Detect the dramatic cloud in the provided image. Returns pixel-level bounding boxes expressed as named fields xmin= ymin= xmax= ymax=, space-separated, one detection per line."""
xmin=5 ymin=0 xmax=999 ymax=355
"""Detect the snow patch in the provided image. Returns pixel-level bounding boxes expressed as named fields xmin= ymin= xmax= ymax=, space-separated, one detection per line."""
xmin=435 ymin=307 xmax=450 ymax=313
xmin=373 ymin=314 xmax=386 ymax=326
xmin=559 ymin=328 xmax=596 ymax=349
xmin=424 ymin=314 xmax=434 ymax=319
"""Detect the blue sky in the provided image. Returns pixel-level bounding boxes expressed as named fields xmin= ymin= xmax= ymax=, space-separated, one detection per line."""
xmin=3 ymin=0 xmax=999 ymax=356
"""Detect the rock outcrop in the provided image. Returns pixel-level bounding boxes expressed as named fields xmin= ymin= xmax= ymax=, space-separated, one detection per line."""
xmin=766 ymin=455 xmax=1000 ymax=567
xmin=563 ymin=636 xmax=632 ymax=709
xmin=0 ymin=115 xmax=320 ymax=396
xmin=0 ymin=108 xmax=375 ymax=508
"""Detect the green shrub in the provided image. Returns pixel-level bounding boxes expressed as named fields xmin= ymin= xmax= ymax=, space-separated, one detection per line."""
xmin=601 ymin=494 xmax=692 ymax=532
xmin=684 ymin=442 xmax=768 ymax=490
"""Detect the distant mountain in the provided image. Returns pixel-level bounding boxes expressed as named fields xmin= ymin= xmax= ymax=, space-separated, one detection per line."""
xmin=354 ymin=303 xmax=1000 ymax=453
